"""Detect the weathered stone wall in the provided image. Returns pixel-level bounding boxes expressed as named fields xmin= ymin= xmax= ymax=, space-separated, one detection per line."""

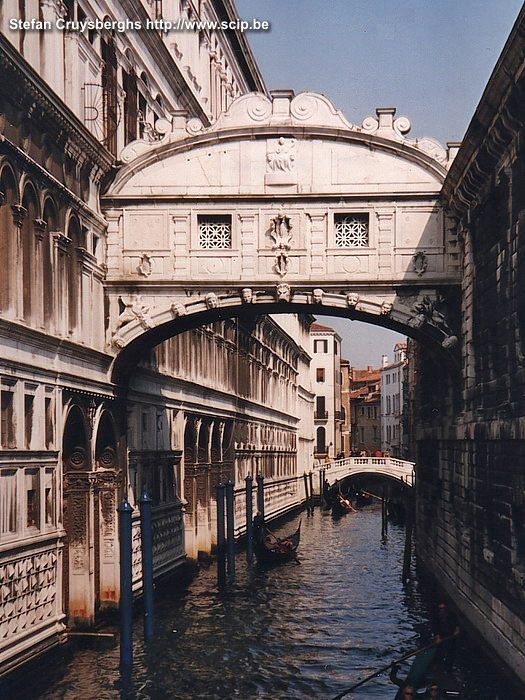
xmin=416 ymin=10 xmax=525 ymax=684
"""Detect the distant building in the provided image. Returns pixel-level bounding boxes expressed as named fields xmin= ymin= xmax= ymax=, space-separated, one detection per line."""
xmin=310 ymin=323 xmax=343 ymax=459
xmin=380 ymin=343 xmax=407 ymax=457
xmin=346 ymin=365 xmax=382 ymax=454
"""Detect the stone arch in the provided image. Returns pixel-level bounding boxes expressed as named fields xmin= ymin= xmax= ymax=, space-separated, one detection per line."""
xmin=66 ymin=214 xmax=83 ymax=336
xmin=184 ymin=419 xmax=197 ymax=464
xmin=211 ymin=421 xmax=222 ymax=463
xmin=21 ymin=180 xmax=40 ymax=324
xmin=63 ymin=404 xmax=89 ymax=470
xmin=42 ymin=196 xmax=58 ymax=329
xmin=94 ymin=409 xmax=117 ymax=470
xmin=110 ymin=293 xmax=460 ymax=386
xmin=0 ymin=163 xmax=18 ymax=314
xmin=197 ymin=421 xmax=210 ymax=463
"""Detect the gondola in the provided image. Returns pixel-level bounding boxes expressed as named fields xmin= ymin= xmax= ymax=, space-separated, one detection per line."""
xmin=391 ymin=645 xmax=463 ymax=698
xmin=253 ymin=518 xmax=301 ymax=564
xmin=331 ymin=493 xmax=355 ymax=516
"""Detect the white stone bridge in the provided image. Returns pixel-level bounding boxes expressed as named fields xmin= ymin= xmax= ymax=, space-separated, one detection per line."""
xmin=102 ymin=91 xmax=462 ymax=381
xmin=314 ymin=456 xmax=415 ymax=490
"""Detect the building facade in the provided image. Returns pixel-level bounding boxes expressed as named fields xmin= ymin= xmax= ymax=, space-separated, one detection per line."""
xmin=0 ymin=0 xmax=314 ymax=677
xmin=310 ymin=323 xmax=343 ymax=459
xmin=345 ymin=365 xmax=381 ymax=455
xmin=380 ymin=342 xmax=407 ymax=457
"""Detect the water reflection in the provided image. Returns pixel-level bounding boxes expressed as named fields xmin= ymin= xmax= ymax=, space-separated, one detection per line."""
xmin=32 ymin=505 xmax=517 ymax=699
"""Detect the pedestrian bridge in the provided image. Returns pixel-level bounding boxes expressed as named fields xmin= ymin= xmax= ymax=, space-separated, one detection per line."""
xmin=102 ymin=90 xmax=461 ymax=382
xmin=315 ymin=456 xmax=415 ymax=488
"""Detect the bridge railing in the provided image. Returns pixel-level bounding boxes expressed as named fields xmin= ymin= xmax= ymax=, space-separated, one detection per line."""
xmin=311 ymin=456 xmax=415 ymax=488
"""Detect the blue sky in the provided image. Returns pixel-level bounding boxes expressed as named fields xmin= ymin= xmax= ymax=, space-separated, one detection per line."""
xmin=236 ymin=0 xmax=523 ymax=144
xmin=234 ymin=0 xmax=523 ymax=367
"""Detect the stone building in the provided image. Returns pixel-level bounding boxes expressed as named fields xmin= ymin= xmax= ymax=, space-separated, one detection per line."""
xmin=415 ymin=5 xmax=525 ymax=685
xmin=0 ymin=0 xmax=314 ymax=677
xmin=380 ymin=342 xmax=407 ymax=457
xmin=345 ymin=365 xmax=381 ymax=455
xmin=310 ymin=322 xmax=343 ymax=459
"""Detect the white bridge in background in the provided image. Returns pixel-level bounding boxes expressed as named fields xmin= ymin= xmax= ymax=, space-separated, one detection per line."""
xmin=315 ymin=456 xmax=415 ymax=488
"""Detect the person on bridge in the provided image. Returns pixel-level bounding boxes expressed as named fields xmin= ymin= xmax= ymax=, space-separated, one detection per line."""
xmin=374 ymin=449 xmax=382 ymax=457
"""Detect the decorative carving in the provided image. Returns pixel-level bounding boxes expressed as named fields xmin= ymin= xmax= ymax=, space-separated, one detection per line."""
xmin=412 ymin=251 xmax=428 ymax=276
xmin=267 ymin=138 xmax=296 ymax=174
xmin=407 ymin=295 xmax=457 ymax=347
xmin=114 ymin=295 xmax=152 ymax=333
xmin=33 ymin=218 xmax=47 ymax=241
xmin=0 ymin=548 xmax=59 ymax=640
xmin=170 ymin=301 xmax=187 ymax=318
xmin=380 ymin=301 xmax=393 ymax=316
xmin=275 ymin=283 xmax=292 ymax=303
xmin=11 ymin=204 xmax=27 ymax=228
xmin=346 ymin=292 xmax=360 ymax=308
xmin=137 ymin=253 xmax=152 ymax=277
xmin=205 ymin=292 xmax=219 ymax=309
xmin=270 ymin=214 xmax=293 ymax=249
xmin=274 ymin=250 xmax=289 ymax=277
xmin=241 ymin=288 xmax=254 ymax=304
xmin=312 ymin=288 xmax=324 ymax=304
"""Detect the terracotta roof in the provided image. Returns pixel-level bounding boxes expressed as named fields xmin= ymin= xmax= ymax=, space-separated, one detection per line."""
xmin=310 ymin=322 xmax=335 ymax=332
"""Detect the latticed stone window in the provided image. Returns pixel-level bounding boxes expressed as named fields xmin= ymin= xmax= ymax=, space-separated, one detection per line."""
xmin=334 ymin=213 xmax=369 ymax=247
xmin=198 ymin=215 xmax=232 ymax=249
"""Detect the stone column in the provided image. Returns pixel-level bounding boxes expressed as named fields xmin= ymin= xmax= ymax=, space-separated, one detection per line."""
xmin=34 ymin=218 xmax=46 ymax=329
xmin=376 ymin=211 xmax=394 ymax=277
xmin=239 ymin=213 xmax=256 ymax=278
xmin=308 ymin=213 xmax=326 ymax=276
xmin=11 ymin=204 xmax=26 ymax=322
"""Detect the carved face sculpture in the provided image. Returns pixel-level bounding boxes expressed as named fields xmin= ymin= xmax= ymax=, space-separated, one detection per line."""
xmin=276 ymin=283 xmax=291 ymax=303
xmin=381 ymin=301 xmax=393 ymax=316
xmin=312 ymin=288 xmax=324 ymax=304
xmin=171 ymin=302 xmax=186 ymax=318
xmin=205 ymin=293 xmax=219 ymax=309
xmin=441 ymin=335 xmax=458 ymax=349
xmin=241 ymin=288 xmax=254 ymax=304
xmin=346 ymin=292 xmax=360 ymax=308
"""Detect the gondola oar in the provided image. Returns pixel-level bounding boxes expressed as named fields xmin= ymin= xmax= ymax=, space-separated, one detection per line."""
xmin=330 ymin=633 xmax=458 ymax=699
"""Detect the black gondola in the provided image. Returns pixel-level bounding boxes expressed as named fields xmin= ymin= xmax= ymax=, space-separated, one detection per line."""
xmin=331 ymin=493 xmax=355 ymax=516
xmin=253 ymin=518 xmax=301 ymax=564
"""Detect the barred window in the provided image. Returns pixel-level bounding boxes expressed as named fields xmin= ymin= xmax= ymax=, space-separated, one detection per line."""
xmin=334 ymin=213 xmax=369 ymax=247
xmin=198 ymin=215 xmax=232 ymax=249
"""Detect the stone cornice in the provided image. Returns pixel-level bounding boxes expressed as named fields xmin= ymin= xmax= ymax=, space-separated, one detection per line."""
xmin=210 ymin=0 xmax=267 ymax=93
xmin=0 ymin=136 xmax=107 ymax=230
xmin=0 ymin=33 xmax=114 ymax=177
xmin=118 ymin=0 xmax=210 ymax=125
xmin=443 ymin=7 xmax=525 ymax=213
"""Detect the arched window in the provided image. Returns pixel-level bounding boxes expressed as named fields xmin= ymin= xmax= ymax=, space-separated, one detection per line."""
xmin=21 ymin=183 xmax=39 ymax=325
xmin=184 ymin=420 xmax=196 ymax=464
xmin=0 ymin=166 xmax=18 ymax=315
xmin=95 ymin=411 xmax=117 ymax=469
xmin=63 ymin=405 xmax=89 ymax=470
xmin=197 ymin=422 xmax=209 ymax=463
xmin=42 ymin=198 xmax=57 ymax=330
xmin=67 ymin=216 xmax=83 ymax=335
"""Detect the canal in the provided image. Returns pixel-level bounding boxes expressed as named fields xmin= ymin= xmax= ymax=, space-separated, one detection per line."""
xmin=22 ymin=504 xmax=518 ymax=699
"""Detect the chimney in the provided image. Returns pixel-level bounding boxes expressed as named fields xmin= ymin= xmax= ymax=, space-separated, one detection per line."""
xmin=382 ymin=354 xmax=388 ymax=368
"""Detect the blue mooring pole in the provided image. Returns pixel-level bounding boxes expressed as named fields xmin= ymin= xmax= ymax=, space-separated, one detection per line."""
xmin=216 ymin=482 xmax=226 ymax=585
xmin=256 ymin=473 xmax=265 ymax=522
xmin=245 ymin=475 xmax=253 ymax=562
xmin=138 ymin=488 xmax=154 ymax=641
xmin=225 ymin=479 xmax=235 ymax=577
xmin=117 ymin=499 xmax=134 ymax=666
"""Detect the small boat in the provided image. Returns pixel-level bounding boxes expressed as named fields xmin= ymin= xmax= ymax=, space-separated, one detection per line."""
xmin=332 ymin=493 xmax=355 ymax=516
xmin=253 ymin=518 xmax=301 ymax=564
xmin=391 ymin=645 xmax=463 ymax=698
